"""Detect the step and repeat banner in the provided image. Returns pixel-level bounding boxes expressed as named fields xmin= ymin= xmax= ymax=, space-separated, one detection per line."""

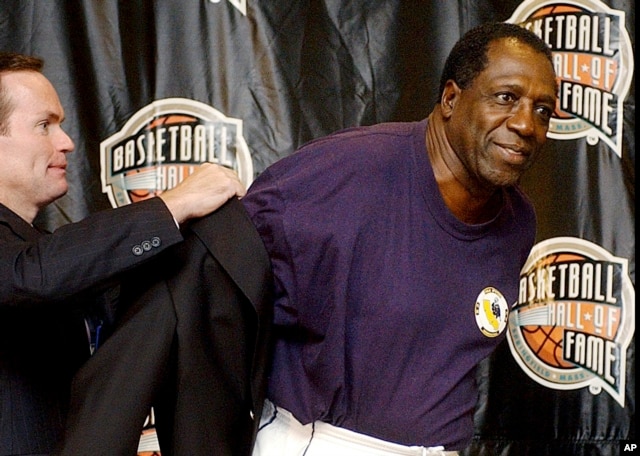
xmin=1 ymin=1 xmax=634 ymax=455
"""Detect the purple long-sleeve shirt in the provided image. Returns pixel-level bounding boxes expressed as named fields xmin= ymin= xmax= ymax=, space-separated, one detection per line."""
xmin=242 ymin=119 xmax=535 ymax=450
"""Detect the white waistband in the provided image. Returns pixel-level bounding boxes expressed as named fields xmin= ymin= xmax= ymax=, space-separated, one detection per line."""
xmin=259 ymin=400 xmax=459 ymax=456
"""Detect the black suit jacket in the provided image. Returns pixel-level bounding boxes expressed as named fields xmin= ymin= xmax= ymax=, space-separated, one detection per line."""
xmin=0 ymin=199 xmax=184 ymax=456
xmin=57 ymin=198 xmax=273 ymax=456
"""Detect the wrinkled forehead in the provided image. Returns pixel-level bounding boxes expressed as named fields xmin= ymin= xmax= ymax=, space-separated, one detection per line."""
xmin=483 ymin=39 xmax=557 ymax=94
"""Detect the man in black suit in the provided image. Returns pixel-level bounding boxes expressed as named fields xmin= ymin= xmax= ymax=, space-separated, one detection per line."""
xmin=57 ymin=197 xmax=273 ymax=456
xmin=0 ymin=52 xmax=246 ymax=456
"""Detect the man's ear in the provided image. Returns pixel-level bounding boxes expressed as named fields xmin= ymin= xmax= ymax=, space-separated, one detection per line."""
xmin=440 ymin=80 xmax=459 ymax=118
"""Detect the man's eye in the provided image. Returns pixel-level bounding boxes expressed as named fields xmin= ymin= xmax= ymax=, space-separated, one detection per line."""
xmin=536 ymin=106 xmax=553 ymax=121
xmin=496 ymin=93 xmax=515 ymax=103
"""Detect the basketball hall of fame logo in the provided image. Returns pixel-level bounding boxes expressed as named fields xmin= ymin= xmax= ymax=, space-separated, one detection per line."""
xmin=101 ymin=98 xmax=253 ymax=208
xmin=508 ymin=0 xmax=634 ymax=158
xmin=507 ymin=237 xmax=634 ymax=407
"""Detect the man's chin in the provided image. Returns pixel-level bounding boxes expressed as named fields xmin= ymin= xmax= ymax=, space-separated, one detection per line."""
xmin=46 ymin=184 xmax=69 ymax=204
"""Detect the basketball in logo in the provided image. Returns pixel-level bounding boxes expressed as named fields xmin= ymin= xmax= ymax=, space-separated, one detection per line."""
xmin=517 ymin=252 xmax=583 ymax=369
xmin=521 ymin=324 xmax=572 ymax=368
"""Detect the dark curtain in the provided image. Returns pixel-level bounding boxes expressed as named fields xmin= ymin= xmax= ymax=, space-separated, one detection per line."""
xmin=1 ymin=1 xmax=634 ymax=455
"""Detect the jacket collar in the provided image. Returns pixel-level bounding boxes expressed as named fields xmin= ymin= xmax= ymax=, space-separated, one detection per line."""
xmin=0 ymin=203 xmax=42 ymax=242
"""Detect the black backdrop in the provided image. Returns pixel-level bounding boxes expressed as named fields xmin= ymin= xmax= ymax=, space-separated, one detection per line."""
xmin=0 ymin=1 xmax=634 ymax=455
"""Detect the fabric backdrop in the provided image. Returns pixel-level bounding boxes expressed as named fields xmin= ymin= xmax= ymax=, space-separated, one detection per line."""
xmin=0 ymin=1 xmax=634 ymax=455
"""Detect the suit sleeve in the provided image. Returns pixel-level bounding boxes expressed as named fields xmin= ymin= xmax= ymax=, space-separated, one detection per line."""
xmin=0 ymin=197 xmax=183 ymax=307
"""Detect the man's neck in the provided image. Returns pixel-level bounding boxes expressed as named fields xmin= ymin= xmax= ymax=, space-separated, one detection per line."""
xmin=425 ymin=110 xmax=501 ymax=225
xmin=0 ymin=195 xmax=37 ymax=224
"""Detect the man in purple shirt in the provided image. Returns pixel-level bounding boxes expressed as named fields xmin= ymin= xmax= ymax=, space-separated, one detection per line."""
xmin=242 ymin=22 xmax=558 ymax=455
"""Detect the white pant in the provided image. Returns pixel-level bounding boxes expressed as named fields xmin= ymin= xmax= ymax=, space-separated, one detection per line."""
xmin=252 ymin=400 xmax=459 ymax=456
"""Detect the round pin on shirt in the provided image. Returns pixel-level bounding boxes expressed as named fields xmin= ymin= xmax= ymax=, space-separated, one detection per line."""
xmin=474 ymin=287 xmax=509 ymax=337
